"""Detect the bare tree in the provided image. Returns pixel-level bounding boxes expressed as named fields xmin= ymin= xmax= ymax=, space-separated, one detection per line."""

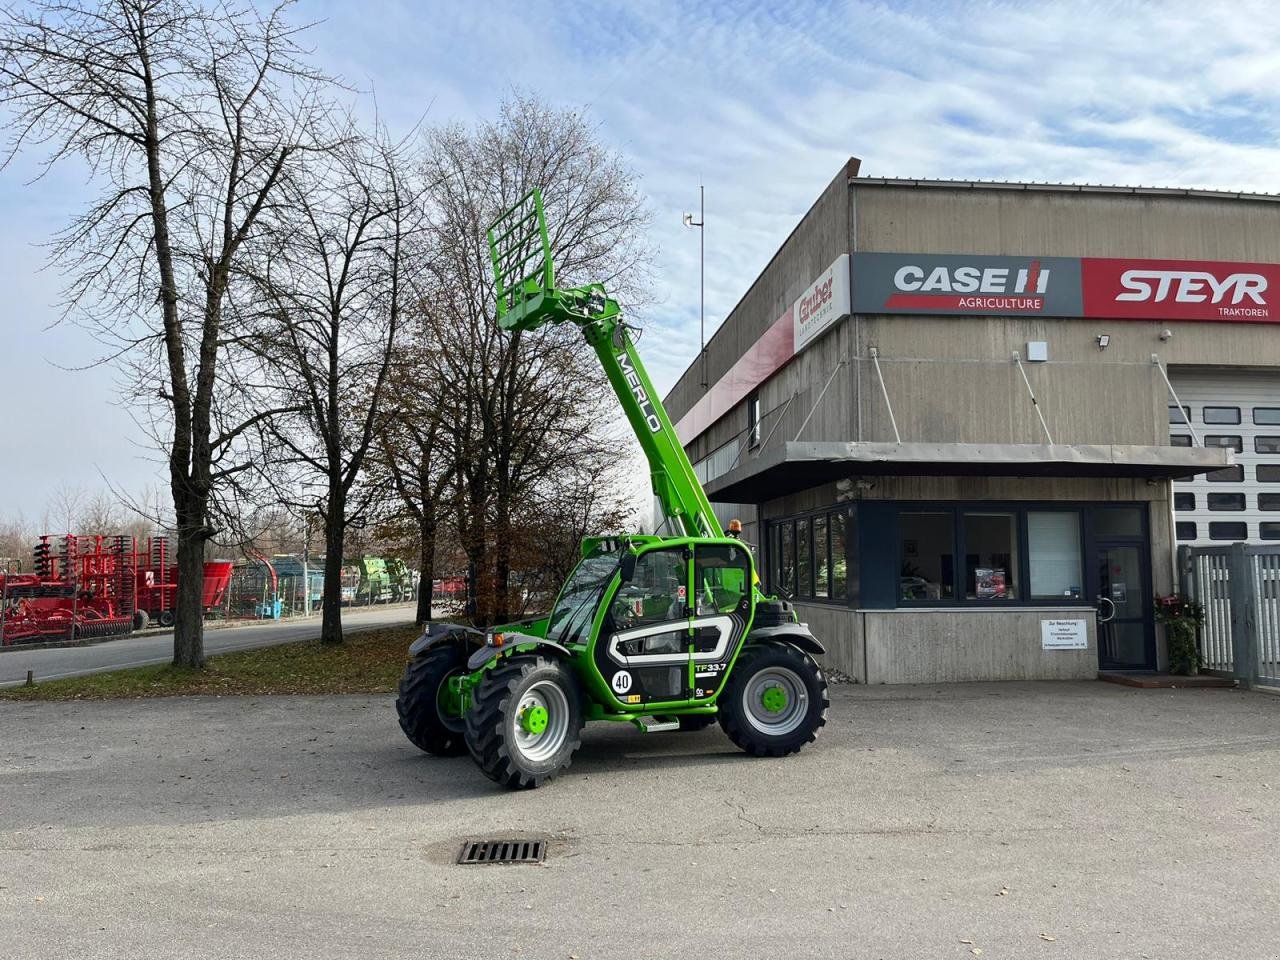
xmin=416 ymin=92 xmax=651 ymax=624
xmin=246 ymin=127 xmax=421 ymax=643
xmin=0 ymin=1 xmax=334 ymax=666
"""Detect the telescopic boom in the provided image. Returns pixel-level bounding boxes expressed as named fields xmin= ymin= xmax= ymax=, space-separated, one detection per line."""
xmin=486 ymin=189 xmax=721 ymax=540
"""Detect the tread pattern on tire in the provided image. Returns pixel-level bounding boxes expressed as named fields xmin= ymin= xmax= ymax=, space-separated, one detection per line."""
xmin=719 ymin=643 xmax=830 ymax=758
xmin=396 ymin=645 xmax=469 ymax=757
xmin=464 ymin=655 xmax=583 ymax=789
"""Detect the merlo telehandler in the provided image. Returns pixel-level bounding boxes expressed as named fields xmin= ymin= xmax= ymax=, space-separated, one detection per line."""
xmin=396 ymin=189 xmax=828 ymax=788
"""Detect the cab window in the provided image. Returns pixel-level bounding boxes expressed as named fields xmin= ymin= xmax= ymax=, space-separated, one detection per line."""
xmin=694 ymin=544 xmax=751 ymax=616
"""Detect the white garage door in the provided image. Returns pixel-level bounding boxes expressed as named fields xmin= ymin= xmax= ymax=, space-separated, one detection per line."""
xmin=1169 ymin=371 xmax=1280 ymax=546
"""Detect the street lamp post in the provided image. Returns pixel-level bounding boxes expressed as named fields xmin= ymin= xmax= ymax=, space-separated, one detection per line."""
xmin=683 ymin=183 xmax=706 ymax=388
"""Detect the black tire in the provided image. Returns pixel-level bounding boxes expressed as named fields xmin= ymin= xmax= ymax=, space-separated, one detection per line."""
xmin=676 ymin=715 xmax=717 ymax=732
xmin=719 ymin=644 xmax=828 ymax=757
xmin=464 ymin=655 xmax=584 ymax=789
xmin=132 ymin=609 xmax=150 ymax=632
xmin=396 ymin=645 xmax=470 ymax=757
xmin=158 ymin=610 xmax=175 ymax=628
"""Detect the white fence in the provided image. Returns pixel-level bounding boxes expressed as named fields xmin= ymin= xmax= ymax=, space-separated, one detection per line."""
xmin=1182 ymin=544 xmax=1280 ymax=688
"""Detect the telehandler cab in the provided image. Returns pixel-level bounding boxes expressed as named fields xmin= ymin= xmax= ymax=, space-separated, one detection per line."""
xmin=396 ymin=189 xmax=829 ymax=788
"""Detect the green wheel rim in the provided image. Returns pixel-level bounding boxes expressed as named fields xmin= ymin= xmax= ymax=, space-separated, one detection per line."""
xmin=743 ymin=666 xmax=808 ymax=736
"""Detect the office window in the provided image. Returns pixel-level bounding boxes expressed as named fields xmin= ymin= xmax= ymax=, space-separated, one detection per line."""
xmin=1027 ymin=511 xmax=1082 ymax=600
xmin=963 ymin=512 xmax=1018 ymax=600
xmin=769 ymin=508 xmax=848 ymax=603
xmin=1174 ymin=493 xmax=1195 ymax=511
xmin=1169 ymin=405 xmax=1191 ymax=424
xmin=1176 ymin=522 xmax=1198 ymax=540
xmin=1209 ymin=522 xmax=1247 ymax=541
xmin=1260 ymin=493 xmax=1280 ymax=511
xmin=1170 ymin=434 xmax=1192 ymax=447
xmin=1204 ymin=435 xmax=1243 ymax=452
xmin=1256 ymin=436 xmax=1280 ymax=454
xmin=1254 ymin=407 xmax=1280 ymax=426
xmin=1203 ymin=406 xmax=1240 ymax=424
xmin=899 ymin=512 xmax=954 ymax=602
xmin=1262 ymin=523 xmax=1280 ymax=541
xmin=779 ymin=522 xmax=795 ymax=596
xmin=813 ymin=515 xmax=830 ymax=599
xmin=1259 ymin=465 xmax=1280 ymax=482
xmin=1093 ymin=506 xmax=1143 ymax=536
xmin=796 ymin=518 xmax=812 ymax=597
xmin=747 ymin=392 xmax=761 ymax=448
xmin=1208 ymin=493 xmax=1246 ymax=511
xmin=831 ymin=513 xmax=847 ymax=599
xmin=1206 ymin=465 xmax=1245 ymax=482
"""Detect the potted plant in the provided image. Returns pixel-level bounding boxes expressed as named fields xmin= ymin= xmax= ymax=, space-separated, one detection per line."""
xmin=1155 ymin=594 xmax=1205 ymax=676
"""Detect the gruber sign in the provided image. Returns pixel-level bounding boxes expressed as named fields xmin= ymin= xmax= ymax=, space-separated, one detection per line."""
xmin=794 ymin=253 xmax=851 ymax=350
xmin=852 ymin=253 xmax=1280 ymax=323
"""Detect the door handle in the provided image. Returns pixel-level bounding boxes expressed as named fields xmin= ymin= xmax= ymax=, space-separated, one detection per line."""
xmin=1096 ymin=595 xmax=1116 ymax=623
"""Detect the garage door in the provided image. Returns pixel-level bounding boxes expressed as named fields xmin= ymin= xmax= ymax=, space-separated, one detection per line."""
xmin=1169 ymin=370 xmax=1280 ymax=546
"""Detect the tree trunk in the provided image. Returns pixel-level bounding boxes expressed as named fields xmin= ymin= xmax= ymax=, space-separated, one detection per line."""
xmin=320 ymin=490 xmax=345 ymax=644
xmin=494 ymin=496 xmax=511 ymax=622
xmin=172 ymin=496 xmax=206 ymax=669
xmin=416 ymin=512 xmax=436 ymax=626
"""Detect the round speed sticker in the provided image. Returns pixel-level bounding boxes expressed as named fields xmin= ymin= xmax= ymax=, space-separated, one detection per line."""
xmin=611 ymin=670 xmax=633 ymax=694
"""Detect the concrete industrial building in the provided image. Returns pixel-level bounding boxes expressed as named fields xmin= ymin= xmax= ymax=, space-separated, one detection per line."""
xmin=663 ymin=157 xmax=1280 ymax=683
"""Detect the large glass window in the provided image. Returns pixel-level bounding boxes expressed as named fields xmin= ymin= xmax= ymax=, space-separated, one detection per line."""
xmin=1093 ymin=507 xmax=1143 ymax=537
xmin=779 ymin=522 xmax=795 ymax=596
xmin=899 ymin=512 xmax=954 ymax=602
xmin=963 ymin=512 xmax=1018 ymax=600
xmin=1027 ymin=511 xmax=1083 ymax=600
xmin=813 ymin=515 xmax=830 ymax=599
xmin=796 ymin=518 xmax=812 ymax=597
xmin=831 ymin=513 xmax=847 ymax=599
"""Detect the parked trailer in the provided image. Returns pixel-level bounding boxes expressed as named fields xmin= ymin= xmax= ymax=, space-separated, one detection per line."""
xmin=130 ymin=536 xmax=235 ymax=628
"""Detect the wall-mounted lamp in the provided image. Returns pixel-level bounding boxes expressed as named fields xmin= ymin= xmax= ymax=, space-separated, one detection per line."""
xmin=1159 ymin=329 xmax=1173 ymax=342
xmin=1096 ymin=334 xmax=1110 ymax=349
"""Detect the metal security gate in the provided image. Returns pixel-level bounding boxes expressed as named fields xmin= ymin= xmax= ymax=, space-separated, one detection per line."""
xmin=1182 ymin=544 xmax=1280 ymax=688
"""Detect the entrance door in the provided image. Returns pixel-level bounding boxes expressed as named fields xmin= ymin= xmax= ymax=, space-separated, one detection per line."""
xmin=1094 ymin=542 xmax=1155 ymax=671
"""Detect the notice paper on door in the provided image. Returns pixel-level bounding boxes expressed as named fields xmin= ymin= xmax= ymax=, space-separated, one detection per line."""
xmin=1041 ymin=618 xmax=1088 ymax=650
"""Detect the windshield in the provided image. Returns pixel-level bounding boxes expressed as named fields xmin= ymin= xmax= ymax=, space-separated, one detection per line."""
xmin=547 ymin=551 xmax=621 ymax=644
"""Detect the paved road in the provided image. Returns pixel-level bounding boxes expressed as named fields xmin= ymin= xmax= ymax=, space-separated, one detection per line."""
xmin=0 ymin=605 xmax=418 ymax=687
xmin=2 ymin=681 xmax=1277 ymax=959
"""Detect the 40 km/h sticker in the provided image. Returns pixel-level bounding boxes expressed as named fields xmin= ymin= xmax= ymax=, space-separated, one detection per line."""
xmin=611 ymin=670 xmax=633 ymax=694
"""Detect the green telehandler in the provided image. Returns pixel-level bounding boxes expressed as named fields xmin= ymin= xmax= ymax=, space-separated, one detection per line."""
xmin=395 ymin=189 xmax=829 ymax=788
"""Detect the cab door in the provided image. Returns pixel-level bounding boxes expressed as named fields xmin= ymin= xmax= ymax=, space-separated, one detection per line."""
xmin=599 ymin=546 xmax=692 ymax=705
xmin=689 ymin=543 xmax=753 ymax=700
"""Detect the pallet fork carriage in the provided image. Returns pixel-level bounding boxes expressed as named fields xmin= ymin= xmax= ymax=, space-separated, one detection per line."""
xmin=396 ymin=188 xmax=829 ymax=788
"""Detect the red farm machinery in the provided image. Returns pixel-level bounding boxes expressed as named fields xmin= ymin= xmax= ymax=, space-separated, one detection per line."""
xmin=0 ymin=535 xmax=235 ymax=646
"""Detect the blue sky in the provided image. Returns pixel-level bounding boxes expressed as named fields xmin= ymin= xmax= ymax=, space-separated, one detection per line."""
xmin=4 ymin=0 xmax=1280 ymax=513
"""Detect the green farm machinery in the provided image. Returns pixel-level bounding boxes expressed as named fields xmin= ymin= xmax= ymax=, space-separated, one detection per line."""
xmin=395 ymin=189 xmax=829 ymax=788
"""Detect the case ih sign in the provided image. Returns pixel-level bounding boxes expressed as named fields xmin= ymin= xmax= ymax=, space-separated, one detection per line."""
xmin=851 ymin=252 xmax=1280 ymax=323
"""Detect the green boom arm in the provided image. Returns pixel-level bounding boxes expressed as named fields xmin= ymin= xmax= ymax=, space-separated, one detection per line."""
xmin=487 ymin=189 xmax=722 ymax=539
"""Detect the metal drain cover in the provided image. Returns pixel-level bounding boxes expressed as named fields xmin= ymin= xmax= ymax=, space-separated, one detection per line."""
xmin=457 ymin=839 xmax=546 ymax=865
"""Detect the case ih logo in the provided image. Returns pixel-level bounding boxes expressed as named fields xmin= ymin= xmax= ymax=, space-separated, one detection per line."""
xmin=1086 ymin=259 xmax=1273 ymax=320
xmin=886 ymin=260 xmax=1051 ymax=313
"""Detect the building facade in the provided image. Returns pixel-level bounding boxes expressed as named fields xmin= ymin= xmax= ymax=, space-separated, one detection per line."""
xmin=661 ymin=158 xmax=1280 ymax=684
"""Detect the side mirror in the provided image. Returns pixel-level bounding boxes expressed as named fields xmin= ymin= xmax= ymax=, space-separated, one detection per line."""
xmin=619 ymin=552 xmax=637 ymax=583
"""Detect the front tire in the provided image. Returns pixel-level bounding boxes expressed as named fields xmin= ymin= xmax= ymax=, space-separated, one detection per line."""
xmin=719 ymin=644 xmax=828 ymax=757
xmin=397 ymin=644 xmax=470 ymax=757
xmin=464 ymin=655 xmax=584 ymax=789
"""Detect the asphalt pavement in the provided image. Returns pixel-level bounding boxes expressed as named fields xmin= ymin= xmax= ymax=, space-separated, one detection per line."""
xmin=2 ymin=680 xmax=1278 ymax=959
xmin=0 ymin=604 xmax=418 ymax=687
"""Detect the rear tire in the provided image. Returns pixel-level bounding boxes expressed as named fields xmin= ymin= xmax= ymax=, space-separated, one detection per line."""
xmin=719 ymin=644 xmax=828 ymax=757
xmin=397 ymin=645 xmax=469 ymax=757
xmin=132 ymin=610 xmax=150 ymax=632
xmin=158 ymin=610 xmax=175 ymax=628
xmin=464 ymin=655 xmax=583 ymax=789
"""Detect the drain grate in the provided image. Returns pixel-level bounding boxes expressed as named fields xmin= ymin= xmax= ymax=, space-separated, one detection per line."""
xmin=457 ymin=839 xmax=546 ymax=865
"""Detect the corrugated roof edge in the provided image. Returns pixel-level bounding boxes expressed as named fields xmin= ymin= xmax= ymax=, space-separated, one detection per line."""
xmin=849 ymin=176 xmax=1280 ymax=202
